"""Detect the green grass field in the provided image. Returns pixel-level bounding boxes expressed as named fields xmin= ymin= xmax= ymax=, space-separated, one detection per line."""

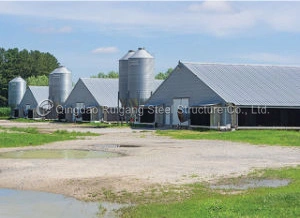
xmin=156 ymin=129 xmax=300 ymax=146
xmin=0 ymin=127 xmax=98 ymax=148
xmin=80 ymin=122 xmax=130 ymax=128
xmin=121 ymin=167 xmax=300 ymax=218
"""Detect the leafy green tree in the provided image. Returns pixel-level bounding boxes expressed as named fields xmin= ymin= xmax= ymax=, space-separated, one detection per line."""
xmin=27 ymin=75 xmax=49 ymax=86
xmin=91 ymin=71 xmax=119 ymax=79
xmin=155 ymin=68 xmax=173 ymax=80
xmin=107 ymin=71 xmax=119 ymax=78
xmin=91 ymin=72 xmax=105 ymax=78
xmin=0 ymin=47 xmax=59 ymax=106
xmin=0 ymin=96 xmax=7 ymax=107
xmin=155 ymin=72 xmax=166 ymax=80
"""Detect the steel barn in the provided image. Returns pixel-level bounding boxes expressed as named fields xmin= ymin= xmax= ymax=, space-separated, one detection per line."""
xmin=64 ymin=78 xmax=120 ymax=122
xmin=142 ymin=61 xmax=300 ymax=129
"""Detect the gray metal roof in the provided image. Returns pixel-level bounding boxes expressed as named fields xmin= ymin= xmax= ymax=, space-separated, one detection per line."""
xmin=79 ymin=78 xmax=161 ymax=107
xmin=28 ymin=86 xmax=49 ymax=104
xmin=80 ymin=78 xmax=119 ymax=107
xmin=182 ymin=62 xmax=300 ymax=107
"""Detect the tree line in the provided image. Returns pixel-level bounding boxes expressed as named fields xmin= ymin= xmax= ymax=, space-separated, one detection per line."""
xmin=0 ymin=48 xmax=59 ymax=106
xmin=91 ymin=71 xmax=119 ymax=79
xmin=90 ymin=68 xmax=173 ymax=80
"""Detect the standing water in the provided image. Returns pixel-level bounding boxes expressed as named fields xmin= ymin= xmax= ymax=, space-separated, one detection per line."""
xmin=0 ymin=189 xmax=99 ymax=218
xmin=0 ymin=189 xmax=125 ymax=218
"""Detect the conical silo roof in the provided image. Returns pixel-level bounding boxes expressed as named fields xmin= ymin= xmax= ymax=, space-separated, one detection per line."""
xmin=50 ymin=66 xmax=72 ymax=74
xmin=130 ymin=48 xmax=154 ymax=59
xmin=9 ymin=76 xmax=26 ymax=83
xmin=120 ymin=50 xmax=135 ymax=61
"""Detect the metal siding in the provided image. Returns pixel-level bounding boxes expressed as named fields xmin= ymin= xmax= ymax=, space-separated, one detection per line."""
xmin=29 ymin=86 xmax=49 ymax=105
xmin=165 ymin=112 xmax=171 ymax=125
xmin=65 ymin=78 xmax=119 ymax=108
xmin=65 ymin=79 xmax=99 ymax=108
xmin=183 ymin=62 xmax=300 ymax=106
xmin=65 ymin=80 xmax=98 ymax=122
xmin=18 ymin=86 xmax=48 ymax=117
xmin=49 ymin=67 xmax=72 ymax=106
xmin=82 ymin=78 xmax=119 ymax=107
xmin=119 ymin=50 xmax=135 ymax=107
xmin=19 ymin=89 xmax=36 ymax=117
xmin=128 ymin=48 xmax=154 ymax=107
xmin=8 ymin=77 xmax=27 ymax=108
xmin=152 ymin=80 xmax=163 ymax=93
xmin=147 ymin=66 xmax=225 ymax=107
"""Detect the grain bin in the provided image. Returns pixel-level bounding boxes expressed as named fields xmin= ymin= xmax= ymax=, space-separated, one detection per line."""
xmin=8 ymin=76 xmax=26 ymax=109
xmin=128 ymin=48 xmax=154 ymax=107
xmin=119 ymin=50 xmax=135 ymax=107
xmin=48 ymin=66 xmax=72 ymax=118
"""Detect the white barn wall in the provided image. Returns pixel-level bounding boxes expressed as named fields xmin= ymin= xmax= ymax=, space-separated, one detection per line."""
xmin=18 ymin=89 xmax=38 ymax=118
xmin=147 ymin=64 xmax=226 ymax=126
xmin=64 ymin=79 xmax=101 ymax=122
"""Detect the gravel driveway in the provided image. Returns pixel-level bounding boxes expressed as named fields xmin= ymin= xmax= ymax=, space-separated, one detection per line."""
xmin=0 ymin=120 xmax=299 ymax=200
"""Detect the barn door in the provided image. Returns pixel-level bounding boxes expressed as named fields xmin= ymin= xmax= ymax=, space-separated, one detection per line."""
xmin=172 ymin=98 xmax=189 ymax=126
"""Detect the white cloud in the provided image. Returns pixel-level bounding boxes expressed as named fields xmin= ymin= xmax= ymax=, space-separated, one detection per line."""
xmin=91 ymin=47 xmax=119 ymax=54
xmin=1 ymin=1 xmax=300 ymax=37
xmin=238 ymin=52 xmax=300 ymax=65
xmin=32 ymin=26 xmax=73 ymax=34
xmin=261 ymin=5 xmax=300 ymax=32
xmin=188 ymin=1 xmax=232 ymax=13
xmin=185 ymin=9 xmax=258 ymax=36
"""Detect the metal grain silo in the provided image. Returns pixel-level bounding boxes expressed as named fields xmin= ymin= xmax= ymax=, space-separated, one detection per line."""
xmin=119 ymin=50 xmax=135 ymax=107
xmin=128 ymin=48 xmax=154 ymax=107
xmin=8 ymin=76 xmax=26 ymax=109
xmin=49 ymin=66 xmax=72 ymax=116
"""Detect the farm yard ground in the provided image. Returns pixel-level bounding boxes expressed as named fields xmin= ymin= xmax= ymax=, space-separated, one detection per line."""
xmin=0 ymin=119 xmax=299 ymax=204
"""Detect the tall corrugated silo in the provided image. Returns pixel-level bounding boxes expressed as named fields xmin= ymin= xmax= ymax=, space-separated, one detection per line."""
xmin=119 ymin=50 xmax=135 ymax=107
xmin=8 ymin=76 xmax=27 ymax=110
xmin=128 ymin=48 xmax=154 ymax=107
xmin=48 ymin=66 xmax=72 ymax=118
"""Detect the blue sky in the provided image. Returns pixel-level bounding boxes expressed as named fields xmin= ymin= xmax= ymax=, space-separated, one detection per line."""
xmin=1 ymin=1 xmax=300 ymax=82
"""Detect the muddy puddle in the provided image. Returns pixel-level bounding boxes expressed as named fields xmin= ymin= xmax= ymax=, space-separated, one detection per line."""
xmin=210 ymin=179 xmax=290 ymax=190
xmin=0 ymin=189 xmax=126 ymax=218
xmin=0 ymin=149 xmax=121 ymax=159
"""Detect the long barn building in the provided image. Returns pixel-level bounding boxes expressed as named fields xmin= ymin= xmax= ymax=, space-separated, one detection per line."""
xmin=142 ymin=61 xmax=300 ymax=129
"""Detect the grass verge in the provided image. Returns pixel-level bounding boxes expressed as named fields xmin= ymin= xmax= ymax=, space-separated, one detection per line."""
xmin=156 ymin=129 xmax=300 ymax=146
xmin=8 ymin=118 xmax=49 ymax=123
xmin=120 ymin=167 xmax=300 ymax=218
xmin=79 ymin=122 xmax=130 ymax=128
xmin=0 ymin=127 xmax=99 ymax=148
